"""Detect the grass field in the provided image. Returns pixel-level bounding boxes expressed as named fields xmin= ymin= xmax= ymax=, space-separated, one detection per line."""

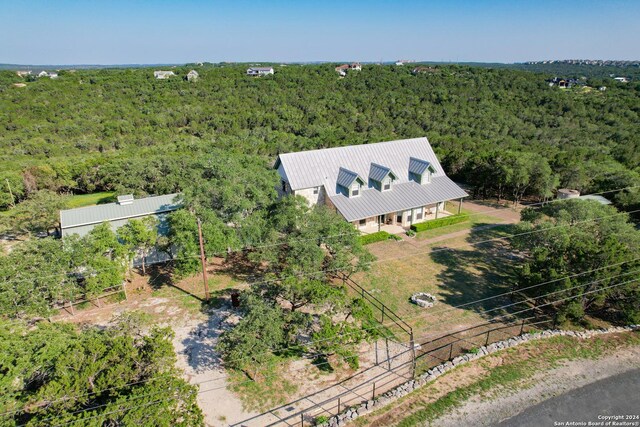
xmin=66 ymin=191 xmax=116 ymax=208
xmin=355 ymin=211 xmax=518 ymax=338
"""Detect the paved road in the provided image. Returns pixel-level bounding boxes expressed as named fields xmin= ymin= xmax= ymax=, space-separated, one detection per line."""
xmin=497 ymin=368 xmax=640 ymax=427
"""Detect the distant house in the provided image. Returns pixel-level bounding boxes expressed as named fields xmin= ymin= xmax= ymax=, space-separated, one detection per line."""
xmin=395 ymin=60 xmax=414 ymax=66
xmin=16 ymin=70 xmax=31 ymax=78
xmin=154 ymin=70 xmax=175 ymax=79
xmin=547 ymin=77 xmax=581 ymax=89
xmin=186 ymin=70 xmax=199 ymax=81
xmin=60 ymin=193 xmax=182 ymax=265
xmin=395 ymin=61 xmax=405 ymax=66
xmin=412 ymin=66 xmax=437 ymax=75
xmin=35 ymin=70 xmax=58 ymax=79
xmin=335 ymin=63 xmax=362 ymax=76
xmin=335 ymin=65 xmax=348 ymax=76
xmin=613 ymin=77 xmax=629 ymax=83
xmin=246 ymin=67 xmax=274 ymax=77
xmin=275 ymin=137 xmax=468 ymax=232
xmin=599 ymin=86 xmax=607 ymax=91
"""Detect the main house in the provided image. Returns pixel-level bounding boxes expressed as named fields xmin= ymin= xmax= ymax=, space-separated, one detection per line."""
xmin=275 ymin=137 xmax=468 ymax=232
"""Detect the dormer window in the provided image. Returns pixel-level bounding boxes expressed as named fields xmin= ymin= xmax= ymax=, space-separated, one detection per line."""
xmin=336 ymin=167 xmax=365 ymax=198
xmin=383 ymin=177 xmax=392 ymax=191
xmin=408 ymin=157 xmax=436 ymax=185
xmin=369 ymin=163 xmax=397 ymax=192
xmin=351 ymin=183 xmax=360 ymax=197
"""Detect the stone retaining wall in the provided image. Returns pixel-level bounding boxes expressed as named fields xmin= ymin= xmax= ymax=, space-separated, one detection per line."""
xmin=316 ymin=325 xmax=639 ymax=427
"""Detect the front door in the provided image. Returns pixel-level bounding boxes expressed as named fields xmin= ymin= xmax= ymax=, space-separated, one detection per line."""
xmin=396 ymin=212 xmax=402 ymax=225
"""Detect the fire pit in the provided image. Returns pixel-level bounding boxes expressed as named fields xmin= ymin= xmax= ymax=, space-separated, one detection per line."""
xmin=410 ymin=292 xmax=437 ymax=308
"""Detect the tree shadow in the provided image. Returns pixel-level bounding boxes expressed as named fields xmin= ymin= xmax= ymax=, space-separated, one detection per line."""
xmin=181 ymin=303 xmax=235 ymax=373
xmin=219 ymin=252 xmax=266 ymax=283
xmin=429 ymin=222 xmax=523 ymax=320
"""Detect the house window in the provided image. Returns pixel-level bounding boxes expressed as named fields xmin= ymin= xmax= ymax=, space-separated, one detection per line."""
xmin=282 ymin=180 xmax=287 ymax=193
xmin=416 ymin=212 xmax=423 ymax=220
xmin=351 ymin=183 xmax=360 ymax=197
xmin=383 ymin=178 xmax=391 ymax=191
xmin=313 ymin=187 xmax=319 ymax=195
xmin=359 ymin=219 xmax=366 ymax=227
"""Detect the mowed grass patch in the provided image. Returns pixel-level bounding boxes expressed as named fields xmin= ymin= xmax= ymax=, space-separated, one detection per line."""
xmin=415 ymin=202 xmax=506 ymax=241
xmin=355 ymin=223 xmax=518 ymax=336
xmin=66 ymin=191 xmax=116 ymax=208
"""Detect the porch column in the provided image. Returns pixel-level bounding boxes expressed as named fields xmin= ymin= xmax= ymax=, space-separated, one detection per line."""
xmin=458 ymin=198 xmax=463 ymax=214
xmin=410 ymin=208 xmax=414 ymax=226
xmin=435 ymin=203 xmax=439 ymax=219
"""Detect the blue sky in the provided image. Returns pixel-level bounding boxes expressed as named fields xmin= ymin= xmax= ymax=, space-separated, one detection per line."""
xmin=2 ymin=0 xmax=639 ymax=64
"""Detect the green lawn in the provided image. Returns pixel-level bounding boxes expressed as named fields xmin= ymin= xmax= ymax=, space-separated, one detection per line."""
xmin=66 ymin=191 xmax=116 ymax=208
xmin=414 ymin=202 xmax=505 ymax=241
xmin=355 ymin=210 xmax=518 ymax=337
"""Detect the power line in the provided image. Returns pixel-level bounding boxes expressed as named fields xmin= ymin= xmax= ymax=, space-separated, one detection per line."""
xmin=3 ymin=185 xmax=637 ymax=288
xmin=5 ymin=264 xmax=638 ymax=421
xmin=30 ymin=278 xmax=639 ymax=426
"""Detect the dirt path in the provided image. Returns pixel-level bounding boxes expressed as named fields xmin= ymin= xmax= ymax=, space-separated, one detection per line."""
xmin=435 ymin=346 xmax=640 ymax=427
xmin=172 ymin=308 xmax=261 ymax=427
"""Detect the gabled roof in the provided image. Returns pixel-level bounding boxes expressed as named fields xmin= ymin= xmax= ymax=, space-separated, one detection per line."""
xmin=276 ymin=137 xmax=469 ymax=221
xmin=369 ymin=163 xmax=397 ymax=182
xmin=408 ymin=157 xmax=436 ymax=175
xmin=336 ymin=167 xmax=364 ymax=188
xmin=276 ymin=137 xmax=446 ymax=191
xmin=60 ymin=193 xmax=182 ymax=230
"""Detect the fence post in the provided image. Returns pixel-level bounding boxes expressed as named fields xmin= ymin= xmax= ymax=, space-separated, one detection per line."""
xmin=552 ymin=315 xmax=558 ymax=330
xmin=375 ymin=341 xmax=379 ymax=365
xmin=337 ymin=397 xmax=341 ymax=414
xmin=519 ymin=319 xmax=525 ymax=335
xmin=122 ymin=282 xmax=128 ymax=301
xmin=485 ymin=330 xmax=491 ymax=346
xmin=448 ymin=342 xmax=453 ymax=360
xmin=300 ymin=412 xmax=304 ymax=427
xmin=410 ymin=331 xmax=417 ymax=379
xmin=385 ymin=338 xmax=392 ymax=370
xmin=372 ymin=382 xmax=376 ymax=400
xmin=381 ymin=305 xmax=385 ymax=323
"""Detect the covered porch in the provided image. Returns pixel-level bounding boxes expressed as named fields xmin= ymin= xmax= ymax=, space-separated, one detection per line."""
xmin=356 ymin=199 xmax=462 ymax=235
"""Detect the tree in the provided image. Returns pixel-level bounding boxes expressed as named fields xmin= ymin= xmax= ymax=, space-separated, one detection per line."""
xmin=118 ymin=216 xmax=159 ymax=275
xmin=0 ymin=190 xmax=70 ymax=235
xmin=0 ymin=318 xmax=204 ymax=426
xmin=512 ymin=199 xmax=640 ymax=323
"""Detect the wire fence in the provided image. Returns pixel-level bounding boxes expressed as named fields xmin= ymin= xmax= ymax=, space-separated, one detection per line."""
xmin=233 ymin=313 xmax=558 ymax=427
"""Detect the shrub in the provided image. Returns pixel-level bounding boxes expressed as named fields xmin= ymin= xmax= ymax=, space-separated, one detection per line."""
xmin=359 ymin=231 xmax=394 ymax=245
xmin=315 ymin=415 xmax=329 ymax=425
xmin=410 ymin=213 xmax=469 ymax=232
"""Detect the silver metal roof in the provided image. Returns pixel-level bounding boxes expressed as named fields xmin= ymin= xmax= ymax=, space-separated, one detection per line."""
xmin=336 ymin=168 xmax=362 ymax=188
xmin=330 ymin=177 xmax=468 ymax=222
xmin=60 ymin=193 xmax=182 ymax=231
xmin=277 ymin=137 xmax=448 ymax=191
xmin=276 ymin=137 xmax=468 ymax=221
xmin=408 ymin=157 xmax=434 ymax=175
xmin=368 ymin=163 xmax=396 ymax=183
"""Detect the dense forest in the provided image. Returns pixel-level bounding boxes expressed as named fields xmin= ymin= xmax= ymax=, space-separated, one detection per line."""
xmin=1 ymin=63 xmax=639 ymax=226
xmin=1 ymin=63 xmax=639 ymax=423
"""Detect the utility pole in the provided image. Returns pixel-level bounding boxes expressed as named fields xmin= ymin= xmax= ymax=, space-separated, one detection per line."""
xmin=197 ymin=218 xmax=210 ymax=302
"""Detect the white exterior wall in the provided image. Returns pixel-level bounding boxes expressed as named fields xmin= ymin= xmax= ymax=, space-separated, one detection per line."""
xmin=353 ymin=216 xmax=378 ymax=230
xmin=292 ymin=186 xmax=324 ymax=207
